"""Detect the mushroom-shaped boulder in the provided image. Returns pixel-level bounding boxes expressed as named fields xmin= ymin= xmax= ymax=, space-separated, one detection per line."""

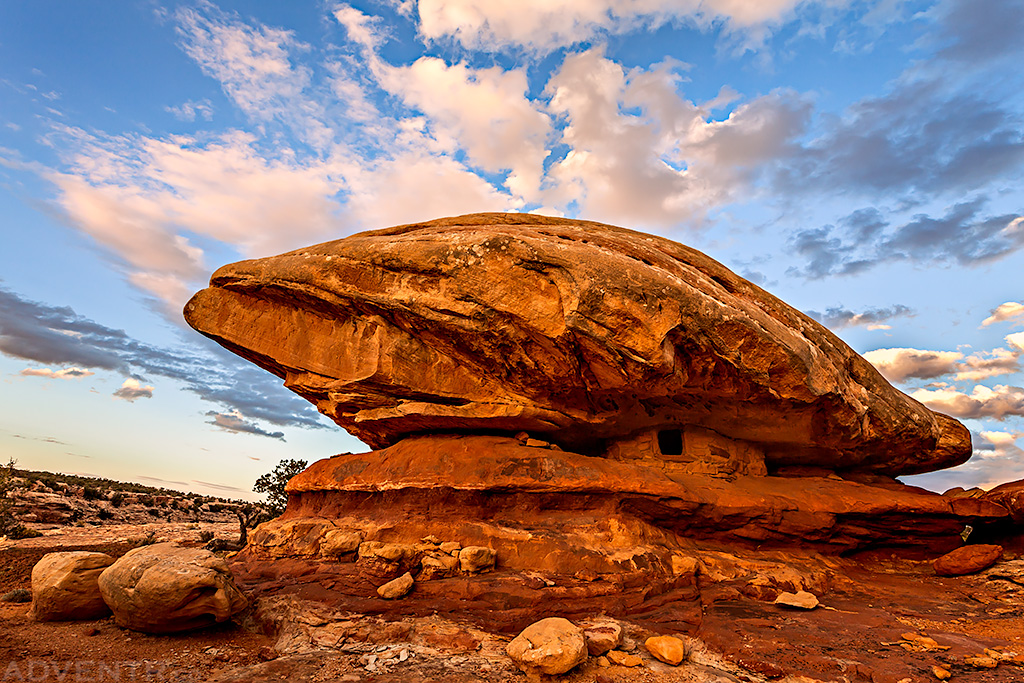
xmin=184 ymin=212 xmax=969 ymax=476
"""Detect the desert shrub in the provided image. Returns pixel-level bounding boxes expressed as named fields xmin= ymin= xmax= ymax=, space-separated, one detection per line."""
xmin=207 ymin=503 xmax=225 ymax=513
xmin=198 ymin=530 xmax=215 ymax=543
xmin=1 ymin=588 xmax=31 ymax=603
xmin=254 ymin=459 xmax=308 ymax=515
xmin=1 ymin=458 xmax=40 ymax=539
xmin=97 ymin=508 xmax=114 ymax=520
xmin=8 ymin=526 xmax=42 ymax=539
xmin=82 ymin=486 xmax=101 ymax=500
xmin=109 ymin=492 xmax=125 ymax=507
xmin=138 ymin=495 xmax=154 ymax=507
xmin=146 ymin=508 xmax=161 ymax=517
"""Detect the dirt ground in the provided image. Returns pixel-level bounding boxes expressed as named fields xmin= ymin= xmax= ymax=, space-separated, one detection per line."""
xmin=6 ymin=524 xmax=1024 ymax=683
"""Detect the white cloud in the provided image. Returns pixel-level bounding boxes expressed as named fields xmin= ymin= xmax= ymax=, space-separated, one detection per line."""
xmin=860 ymin=347 xmax=964 ymax=383
xmin=1006 ymin=331 xmax=1024 ymax=352
xmin=20 ymin=367 xmax=94 ymax=379
xmin=334 ymin=4 xmax=386 ymax=50
xmin=166 ymin=99 xmax=214 ymax=122
xmin=955 ymin=346 xmax=1021 ymax=381
xmin=344 ymin=150 xmax=515 ymax=229
xmin=910 ymin=384 xmax=1024 ymax=420
xmin=113 ymin=378 xmax=154 ymax=402
xmin=981 ymin=301 xmax=1024 ymax=327
xmin=415 ymin=0 xmax=820 ymax=53
xmin=46 ymin=127 xmax=348 ymax=311
xmin=174 ymin=5 xmax=332 ymax=149
xmin=375 ymin=57 xmax=552 ymax=200
xmin=543 ymin=49 xmax=811 ymax=227
xmin=907 ymin=428 xmax=1024 ymax=492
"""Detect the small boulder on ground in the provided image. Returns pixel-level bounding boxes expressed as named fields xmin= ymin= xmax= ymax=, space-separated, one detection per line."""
xmin=459 ymin=546 xmax=496 ymax=573
xmin=645 ymin=635 xmax=688 ymax=666
xmin=607 ymin=650 xmax=642 ymax=667
xmin=98 ymin=543 xmax=248 ymax=633
xmin=30 ymin=551 xmax=113 ymax=621
xmin=584 ymin=621 xmax=623 ymax=656
xmin=377 ymin=572 xmax=414 ymax=599
xmin=933 ymin=544 xmax=1003 ymax=576
xmin=506 ymin=617 xmax=587 ymax=677
xmin=774 ymin=590 xmax=820 ymax=609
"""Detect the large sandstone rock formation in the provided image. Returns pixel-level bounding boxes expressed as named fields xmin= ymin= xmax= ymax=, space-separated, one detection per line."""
xmin=185 ymin=212 xmax=969 ymax=476
xmin=186 ymin=213 xmax=1004 ymax=630
xmin=98 ymin=543 xmax=248 ymax=633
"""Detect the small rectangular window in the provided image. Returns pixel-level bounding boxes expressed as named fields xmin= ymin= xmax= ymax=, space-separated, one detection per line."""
xmin=658 ymin=429 xmax=683 ymax=456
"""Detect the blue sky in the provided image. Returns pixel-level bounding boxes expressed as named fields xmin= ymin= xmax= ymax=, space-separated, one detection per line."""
xmin=1 ymin=0 xmax=1022 ymax=499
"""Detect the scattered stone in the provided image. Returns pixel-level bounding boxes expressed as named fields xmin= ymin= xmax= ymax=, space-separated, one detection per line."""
xmin=607 ymin=650 xmax=643 ymax=667
xmin=377 ymin=572 xmax=414 ymax=599
xmin=97 ymin=543 xmax=247 ymax=633
xmin=774 ymin=590 xmax=819 ymax=610
xmin=965 ymin=654 xmax=999 ymax=669
xmin=30 ymin=551 xmax=113 ymax=621
xmin=506 ymin=617 xmax=587 ymax=676
xmin=83 ymin=626 xmax=100 ymax=636
xmin=421 ymin=535 xmax=441 ymax=544
xmin=645 ymin=635 xmax=687 ymax=666
xmin=596 ymin=656 xmax=610 ymax=667
xmin=934 ymin=544 xmax=1003 ymax=576
xmin=932 ymin=665 xmax=951 ymax=680
xmin=320 ymin=530 xmax=364 ymax=558
xmin=671 ymin=555 xmax=700 ymax=577
xmin=419 ymin=552 xmax=459 ymax=580
xmin=459 ymin=546 xmax=496 ymax=573
xmin=584 ymin=622 xmax=623 ymax=656
xmin=439 ymin=541 xmax=461 ymax=556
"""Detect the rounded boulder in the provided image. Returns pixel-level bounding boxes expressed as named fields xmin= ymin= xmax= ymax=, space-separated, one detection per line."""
xmin=506 ymin=617 xmax=587 ymax=676
xmin=30 ymin=551 xmax=114 ymax=621
xmin=98 ymin=543 xmax=248 ymax=633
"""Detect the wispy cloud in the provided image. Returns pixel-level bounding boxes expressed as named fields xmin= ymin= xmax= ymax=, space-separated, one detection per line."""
xmin=0 ymin=286 xmax=328 ymax=434
xmin=806 ymin=304 xmax=913 ymax=330
xmin=862 ymin=348 xmax=963 ymax=383
xmin=166 ymin=99 xmax=214 ymax=122
xmin=789 ymin=199 xmax=1024 ymax=278
xmin=206 ymin=410 xmax=285 ymax=441
xmin=910 ymin=384 xmax=1024 ymax=420
xmin=20 ymin=367 xmax=94 ymax=379
xmin=414 ymin=0 xmax=831 ymax=54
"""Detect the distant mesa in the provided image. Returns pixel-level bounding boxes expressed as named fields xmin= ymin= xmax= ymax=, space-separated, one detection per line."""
xmin=185 ymin=212 xmax=968 ymax=477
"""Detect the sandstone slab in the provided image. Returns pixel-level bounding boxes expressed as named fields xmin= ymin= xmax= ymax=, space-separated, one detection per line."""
xmin=377 ymin=572 xmax=414 ymax=599
xmin=933 ymin=544 xmax=1003 ymax=576
xmin=459 ymin=546 xmax=496 ymax=573
xmin=774 ymin=590 xmax=820 ymax=609
xmin=98 ymin=543 xmax=248 ymax=633
xmin=506 ymin=617 xmax=587 ymax=676
xmin=185 ymin=212 xmax=969 ymax=476
xmin=30 ymin=551 xmax=113 ymax=621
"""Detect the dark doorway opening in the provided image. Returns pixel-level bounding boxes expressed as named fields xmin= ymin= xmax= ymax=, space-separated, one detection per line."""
xmin=657 ymin=429 xmax=683 ymax=456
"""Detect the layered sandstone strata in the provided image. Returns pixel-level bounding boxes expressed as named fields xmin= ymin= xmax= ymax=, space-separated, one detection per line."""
xmin=185 ymin=212 xmax=969 ymax=476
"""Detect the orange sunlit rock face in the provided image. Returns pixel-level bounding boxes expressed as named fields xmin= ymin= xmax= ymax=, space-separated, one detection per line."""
xmin=185 ymin=212 xmax=968 ymax=476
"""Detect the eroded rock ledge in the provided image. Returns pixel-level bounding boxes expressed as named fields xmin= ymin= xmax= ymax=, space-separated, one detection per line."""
xmin=185 ymin=212 xmax=969 ymax=476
